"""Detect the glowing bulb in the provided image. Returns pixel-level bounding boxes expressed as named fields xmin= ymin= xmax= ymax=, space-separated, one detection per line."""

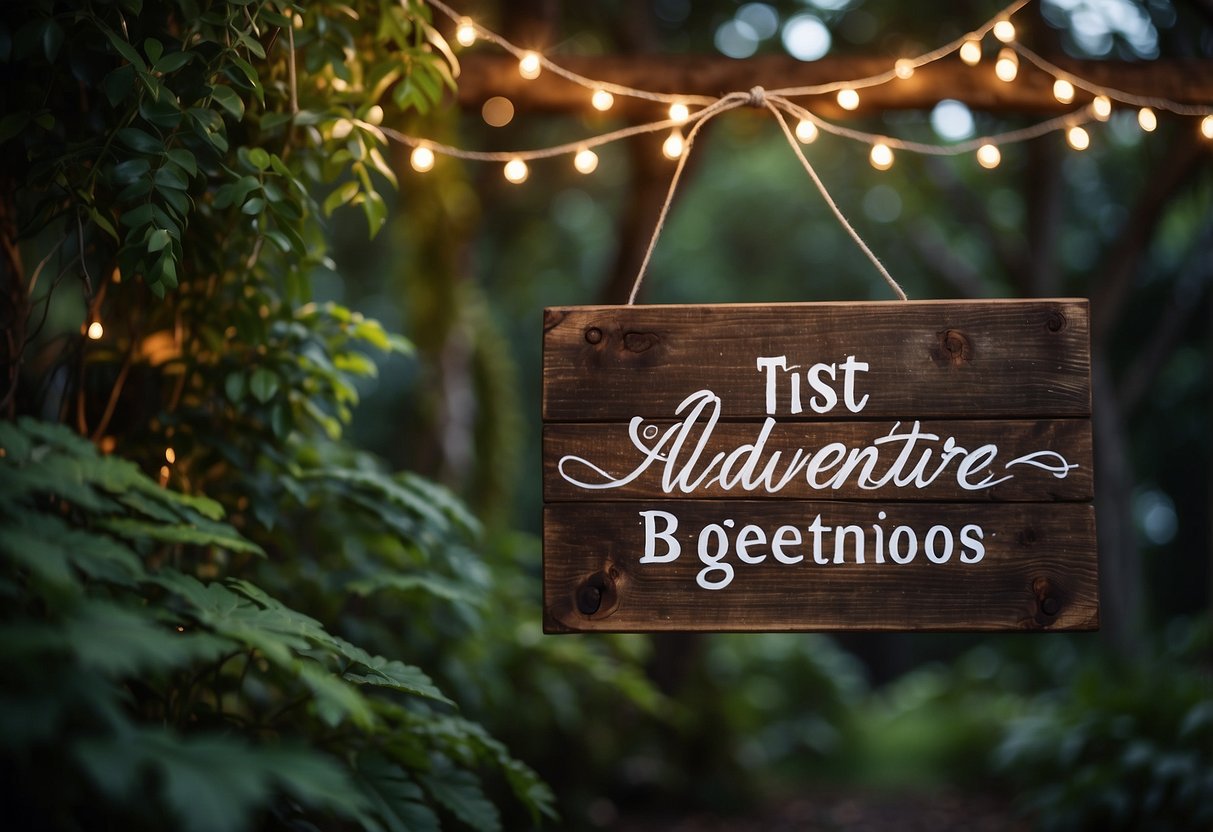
xmin=503 ymin=158 xmax=529 ymax=183
xmin=1137 ymin=107 xmax=1157 ymax=132
xmin=894 ymin=58 xmax=914 ymax=79
xmin=1092 ymin=95 xmax=1112 ymax=121
xmin=519 ymin=51 xmax=542 ymax=80
xmin=994 ymin=48 xmax=1018 ymax=82
xmin=591 ymin=89 xmax=614 ymax=111
xmin=976 ymin=143 xmax=1001 ymax=169
xmin=837 ymin=88 xmax=860 ymax=111
xmin=959 ymin=39 xmax=982 ymax=66
xmin=668 ymin=102 xmax=690 ymax=124
xmin=662 ymin=130 xmax=684 ymax=159
xmin=410 ymin=145 xmax=435 ymax=173
xmin=1201 ymin=115 xmax=1213 ymax=139
xmin=795 ymin=119 xmax=819 ymax=143
xmin=86 ymin=321 xmax=104 ymax=340
xmin=455 ymin=18 xmax=476 ymax=47
xmin=869 ymin=142 xmax=893 ymax=170
xmin=573 ymin=147 xmax=598 ymax=174
xmin=993 ymin=20 xmax=1016 ymax=43
xmin=1066 ymin=125 xmax=1090 ymax=151
xmin=1053 ymin=79 xmax=1075 ymax=104
xmin=165 ymin=447 xmax=176 ymax=464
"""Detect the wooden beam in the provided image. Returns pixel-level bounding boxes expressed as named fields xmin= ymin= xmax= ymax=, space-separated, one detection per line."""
xmin=456 ymin=53 xmax=1213 ymax=118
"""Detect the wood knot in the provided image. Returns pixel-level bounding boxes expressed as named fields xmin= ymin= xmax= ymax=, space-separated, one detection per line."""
xmin=584 ymin=326 xmax=603 ymax=344
xmin=931 ymin=329 xmax=972 ymax=367
xmin=623 ymin=331 xmax=660 ymax=353
xmin=1045 ymin=310 xmax=1067 ymax=333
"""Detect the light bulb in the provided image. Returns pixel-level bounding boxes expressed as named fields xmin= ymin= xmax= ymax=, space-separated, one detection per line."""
xmin=519 ymin=51 xmax=542 ymax=80
xmin=503 ymin=158 xmax=529 ymax=183
xmin=455 ymin=18 xmax=476 ymax=47
xmin=869 ymin=142 xmax=893 ymax=170
xmin=573 ymin=147 xmax=598 ymax=174
xmin=1201 ymin=115 xmax=1213 ymax=139
xmin=165 ymin=447 xmax=176 ymax=464
xmin=662 ymin=130 xmax=684 ymax=159
xmin=994 ymin=48 xmax=1018 ymax=82
xmin=837 ymin=88 xmax=860 ymax=111
xmin=591 ymin=89 xmax=614 ymax=111
xmin=959 ymin=39 xmax=982 ymax=66
xmin=993 ymin=20 xmax=1016 ymax=43
xmin=1137 ymin=107 xmax=1157 ymax=132
xmin=976 ymin=143 xmax=1001 ymax=169
xmin=795 ymin=118 xmax=819 ymax=143
xmin=86 ymin=321 xmax=104 ymax=340
xmin=894 ymin=58 xmax=914 ymax=79
xmin=668 ymin=102 xmax=689 ymax=124
xmin=410 ymin=145 xmax=435 ymax=172
xmin=1053 ymin=79 xmax=1075 ymax=104
xmin=1092 ymin=95 xmax=1112 ymax=121
xmin=1066 ymin=125 xmax=1090 ymax=151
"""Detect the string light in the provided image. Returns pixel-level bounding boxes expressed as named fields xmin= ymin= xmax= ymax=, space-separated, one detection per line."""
xmin=1137 ymin=107 xmax=1157 ymax=132
xmin=959 ymin=39 xmax=982 ymax=66
xmin=837 ymin=88 xmax=860 ymax=110
xmin=994 ymin=48 xmax=1018 ymax=82
xmin=869 ymin=142 xmax=894 ymax=170
xmin=503 ymin=157 xmax=529 ymax=183
xmin=976 ymin=143 xmax=1001 ymax=169
xmin=662 ymin=130 xmax=685 ymax=159
xmin=591 ymin=89 xmax=614 ymax=111
xmin=573 ymin=147 xmax=598 ymax=174
xmin=165 ymin=447 xmax=176 ymax=464
xmin=518 ymin=51 xmax=542 ymax=80
xmin=455 ymin=17 xmax=476 ymax=47
xmin=386 ymin=0 xmax=1213 ymax=191
xmin=86 ymin=320 xmax=104 ymax=340
xmin=1066 ymin=125 xmax=1090 ymax=151
xmin=795 ymin=119 xmax=819 ymax=143
xmin=410 ymin=145 xmax=435 ymax=172
xmin=1092 ymin=95 xmax=1113 ymax=121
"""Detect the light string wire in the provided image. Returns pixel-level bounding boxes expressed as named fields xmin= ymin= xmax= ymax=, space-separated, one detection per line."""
xmin=401 ymin=0 xmax=1211 ymax=301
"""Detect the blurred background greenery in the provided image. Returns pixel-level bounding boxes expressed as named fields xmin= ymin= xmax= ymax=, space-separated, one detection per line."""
xmin=2 ymin=0 xmax=1210 ymax=829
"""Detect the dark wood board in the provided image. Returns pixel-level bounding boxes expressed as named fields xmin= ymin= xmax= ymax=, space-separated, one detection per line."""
xmin=544 ymin=419 xmax=1093 ymax=503
xmin=543 ymin=300 xmax=1090 ymax=421
xmin=542 ymin=300 xmax=1097 ymax=633
xmin=544 ymin=501 xmax=1098 ymax=633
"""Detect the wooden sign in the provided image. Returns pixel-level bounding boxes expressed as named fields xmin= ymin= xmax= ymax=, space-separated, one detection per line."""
xmin=542 ymin=300 xmax=1098 ymax=633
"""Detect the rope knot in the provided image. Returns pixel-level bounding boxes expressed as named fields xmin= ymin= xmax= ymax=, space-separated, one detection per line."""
xmin=747 ymin=86 xmax=766 ymax=107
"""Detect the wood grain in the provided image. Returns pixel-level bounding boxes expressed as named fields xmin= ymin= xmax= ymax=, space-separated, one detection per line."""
xmin=543 ymin=300 xmax=1090 ymax=421
xmin=544 ymin=501 xmax=1098 ymax=633
xmin=544 ymin=419 xmax=1092 ymax=502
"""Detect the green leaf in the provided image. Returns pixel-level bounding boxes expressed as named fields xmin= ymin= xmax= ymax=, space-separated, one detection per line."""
xmin=225 ymin=371 xmax=246 ymax=402
xmin=112 ymin=157 xmax=151 ymax=185
xmin=362 ymin=189 xmax=387 ymax=238
xmin=246 ymin=147 xmax=271 ymax=170
xmin=102 ymin=65 xmax=136 ymax=107
xmin=210 ymin=85 xmax=245 ymax=120
xmin=147 ymin=228 xmax=170 ymax=252
xmin=42 ymin=19 xmax=64 ymax=62
xmin=419 ymin=762 xmax=501 ymax=832
xmin=154 ymin=50 xmax=193 ymax=74
xmin=116 ymin=127 xmax=163 ymax=154
xmin=323 ymin=181 xmax=359 ymax=217
xmin=101 ymin=24 xmax=147 ymax=70
xmin=356 ymin=757 xmax=440 ymax=832
xmin=249 ymin=367 xmax=278 ymax=403
xmin=98 ymin=516 xmax=265 ymax=556
xmin=346 ymin=573 xmax=482 ymax=609
xmin=165 ymin=148 xmax=198 ymax=176
xmin=144 ymin=37 xmax=163 ymax=64
xmin=67 ymin=600 xmax=233 ymax=675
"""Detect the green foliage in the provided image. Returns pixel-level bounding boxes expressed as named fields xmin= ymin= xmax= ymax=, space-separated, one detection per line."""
xmin=995 ymin=622 xmax=1213 ymax=831
xmin=0 ymin=418 xmax=555 ymax=830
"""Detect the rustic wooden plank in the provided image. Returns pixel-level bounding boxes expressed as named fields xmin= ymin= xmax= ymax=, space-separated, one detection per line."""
xmin=542 ymin=300 xmax=1090 ymax=421
xmin=544 ymin=419 xmax=1092 ymax=502
xmin=544 ymin=501 xmax=1098 ymax=633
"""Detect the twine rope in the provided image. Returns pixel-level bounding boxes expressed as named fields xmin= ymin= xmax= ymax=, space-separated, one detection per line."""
xmin=626 ymin=87 xmax=908 ymax=305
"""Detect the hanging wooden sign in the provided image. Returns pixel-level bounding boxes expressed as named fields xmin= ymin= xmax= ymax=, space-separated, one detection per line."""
xmin=542 ymin=300 xmax=1098 ymax=633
